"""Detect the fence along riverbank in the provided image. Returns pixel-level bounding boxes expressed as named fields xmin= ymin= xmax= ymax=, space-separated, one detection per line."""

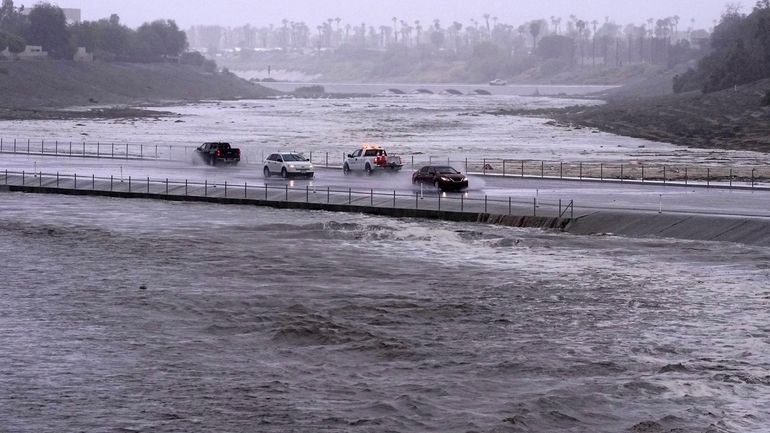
xmin=0 ymin=169 xmax=572 ymax=231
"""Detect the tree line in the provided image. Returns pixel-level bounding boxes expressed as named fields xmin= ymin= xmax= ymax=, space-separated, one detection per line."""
xmin=0 ymin=0 xmax=193 ymax=64
xmin=674 ymin=1 xmax=770 ymax=93
xmin=189 ymin=13 xmax=711 ymax=74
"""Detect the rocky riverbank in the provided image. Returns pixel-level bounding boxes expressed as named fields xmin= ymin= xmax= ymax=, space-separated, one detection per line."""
xmin=0 ymin=61 xmax=278 ymax=119
xmin=488 ymin=78 xmax=770 ymax=154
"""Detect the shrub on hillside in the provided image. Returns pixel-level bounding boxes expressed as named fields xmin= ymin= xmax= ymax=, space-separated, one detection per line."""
xmin=762 ymin=89 xmax=770 ymax=106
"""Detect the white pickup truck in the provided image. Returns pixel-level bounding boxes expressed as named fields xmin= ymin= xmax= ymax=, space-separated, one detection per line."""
xmin=343 ymin=144 xmax=403 ymax=175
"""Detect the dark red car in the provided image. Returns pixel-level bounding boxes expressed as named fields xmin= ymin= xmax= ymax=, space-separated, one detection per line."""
xmin=412 ymin=165 xmax=469 ymax=191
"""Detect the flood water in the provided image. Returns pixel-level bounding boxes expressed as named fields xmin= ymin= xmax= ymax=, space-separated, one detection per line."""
xmin=2 ymin=93 xmax=770 ymax=166
xmin=1 ymin=192 xmax=768 ymax=433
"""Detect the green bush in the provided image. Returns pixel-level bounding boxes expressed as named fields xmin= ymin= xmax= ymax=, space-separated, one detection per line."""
xmin=762 ymin=90 xmax=770 ymax=106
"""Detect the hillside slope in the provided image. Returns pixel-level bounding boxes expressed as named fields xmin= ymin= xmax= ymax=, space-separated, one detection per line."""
xmin=0 ymin=61 xmax=278 ymax=110
xmin=557 ymin=78 xmax=770 ymax=153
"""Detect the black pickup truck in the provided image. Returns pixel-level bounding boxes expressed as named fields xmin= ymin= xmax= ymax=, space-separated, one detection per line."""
xmin=194 ymin=142 xmax=241 ymax=166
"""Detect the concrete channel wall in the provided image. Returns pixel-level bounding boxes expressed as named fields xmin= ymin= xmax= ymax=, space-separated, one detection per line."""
xmin=3 ymin=172 xmax=769 ymax=247
xmin=0 ymin=172 xmax=570 ymax=232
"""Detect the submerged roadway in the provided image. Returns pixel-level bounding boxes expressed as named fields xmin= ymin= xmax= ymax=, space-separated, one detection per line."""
xmin=1 ymin=153 xmax=769 ymax=219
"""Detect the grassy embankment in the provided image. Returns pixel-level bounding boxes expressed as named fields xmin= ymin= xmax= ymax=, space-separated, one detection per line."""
xmin=0 ymin=61 xmax=278 ymax=119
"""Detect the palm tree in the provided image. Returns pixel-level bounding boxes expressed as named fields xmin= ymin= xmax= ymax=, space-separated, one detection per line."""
xmin=392 ymin=17 xmax=398 ymax=42
xmin=576 ymin=20 xmax=586 ymax=64
xmin=483 ymin=13 xmax=491 ymax=35
xmin=591 ymin=20 xmax=598 ymax=65
xmin=529 ymin=20 xmax=542 ymax=50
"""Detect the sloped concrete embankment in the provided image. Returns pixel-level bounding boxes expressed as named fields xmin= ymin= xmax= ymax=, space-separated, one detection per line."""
xmin=566 ymin=211 xmax=770 ymax=246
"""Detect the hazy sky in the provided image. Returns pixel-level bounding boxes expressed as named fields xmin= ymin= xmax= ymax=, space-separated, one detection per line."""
xmin=18 ymin=0 xmax=731 ymax=29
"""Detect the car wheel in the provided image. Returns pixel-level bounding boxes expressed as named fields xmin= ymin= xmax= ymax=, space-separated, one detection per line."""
xmin=365 ymin=164 xmax=373 ymax=175
xmin=307 ymin=173 xmax=314 ymax=179
xmin=343 ymin=163 xmax=350 ymax=175
xmin=263 ymin=166 xmax=271 ymax=177
xmin=434 ymin=180 xmax=442 ymax=191
xmin=281 ymin=168 xmax=288 ymax=179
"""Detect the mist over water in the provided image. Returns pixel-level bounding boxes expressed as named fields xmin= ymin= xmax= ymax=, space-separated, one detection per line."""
xmin=1 ymin=192 xmax=768 ymax=432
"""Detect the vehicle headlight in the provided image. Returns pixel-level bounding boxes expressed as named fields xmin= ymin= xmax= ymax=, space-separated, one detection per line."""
xmin=309 ymin=165 xmax=314 ymax=169
xmin=440 ymin=176 xmax=450 ymax=181
xmin=289 ymin=164 xmax=295 ymax=168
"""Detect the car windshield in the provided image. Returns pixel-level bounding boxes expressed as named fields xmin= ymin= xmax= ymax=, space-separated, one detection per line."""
xmin=436 ymin=166 xmax=459 ymax=174
xmin=282 ymin=154 xmax=307 ymax=162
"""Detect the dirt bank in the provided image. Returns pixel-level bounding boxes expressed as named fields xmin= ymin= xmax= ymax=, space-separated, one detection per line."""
xmin=488 ymin=78 xmax=770 ymax=154
xmin=0 ymin=61 xmax=279 ymax=118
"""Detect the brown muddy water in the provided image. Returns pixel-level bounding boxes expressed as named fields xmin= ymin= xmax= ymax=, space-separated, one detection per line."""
xmin=1 ymin=192 xmax=769 ymax=433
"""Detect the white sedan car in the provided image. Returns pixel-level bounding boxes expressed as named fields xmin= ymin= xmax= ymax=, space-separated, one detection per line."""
xmin=263 ymin=153 xmax=314 ymax=178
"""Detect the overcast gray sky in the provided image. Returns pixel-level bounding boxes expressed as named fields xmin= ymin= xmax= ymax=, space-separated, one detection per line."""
xmin=19 ymin=0 xmax=732 ymax=28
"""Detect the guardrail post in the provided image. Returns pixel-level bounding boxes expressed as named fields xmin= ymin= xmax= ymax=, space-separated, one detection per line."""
xmin=415 ymin=192 xmax=418 ymax=209
xmin=186 ymin=180 xmax=188 ymax=196
xmin=465 ymin=158 xmax=468 ymax=173
xmin=641 ymin=164 xmax=644 ymax=182
xmin=579 ymin=162 xmax=582 ymax=180
xmin=166 ymin=179 xmax=169 ymax=195
xmin=348 ymin=188 xmax=351 ymax=204
xmin=508 ymin=197 xmax=511 ymax=215
xmin=393 ymin=190 xmax=396 ymax=208
xmin=147 ymin=177 xmax=150 ymax=193
xmin=484 ymin=195 xmax=488 ymax=213
xmin=571 ymin=200 xmax=574 ymax=219
xmin=22 ymin=170 xmax=25 ymax=185
xmin=461 ymin=194 xmax=464 ymax=212
xmin=128 ymin=176 xmax=131 ymax=192
xmin=110 ymin=175 xmax=113 ymax=191
xmin=285 ymin=184 xmax=288 ymax=201
xmin=706 ymin=168 xmax=710 ymax=188
xmin=56 ymin=172 xmax=59 ymax=188
xmin=111 ymin=143 xmax=114 ymax=158
xmin=483 ymin=158 xmax=486 ymax=175
xmin=533 ymin=198 xmax=537 ymax=216
xmin=684 ymin=167 xmax=688 ymax=185
xmin=264 ymin=184 xmax=267 ymax=200
xmin=521 ymin=160 xmax=524 ymax=177
xmin=560 ymin=162 xmax=563 ymax=179
xmin=541 ymin=161 xmax=544 ymax=178
xmin=244 ymin=182 xmax=247 ymax=199
xmin=559 ymin=199 xmax=562 ymax=216
xmin=751 ymin=168 xmax=755 ymax=188
xmin=224 ymin=181 xmax=228 ymax=198
xmin=729 ymin=169 xmax=733 ymax=189
xmin=205 ymin=180 xmax=207 ymax=197
xmin=620 ymin=164 xmax=624 ymax=182
xmin=27 ymin=139 xmax=30 ymax=154
xmin=168 ymin=145 xmax=171 ymax=160
xmin=73 ymin=173 xmax=76 ymax=189
xmin=13 ymin=138 xmax=17 ymax=153
xmin=92 ymin=174 xmax=95 ymax=190
xmin=140 ymin=144 xmax=143 ymax=159
xmin=502 ymin=160 xmax=506 ymax=176
xmin=0 ymin=137 xmax=2 ymax=152
xmin=125 ymin=143 xmax=129 ymax=159
xmin=600 ymin=163 xmax=603 ymax=181
xmin=155 ymin=145 xmax=158 ymax=159
xmin=39 ymin=172 xmax=42 ymax=187
xmin=307 ymin=185 xmax=310 ymax=203
xmin=82 ymin=142 xmax=85 ymax=156
xmin=370 ymin=189 xmax=373 ymax=206
xmin=663 ymin=166 xmax=666 ymax=184
xmin=41 ymin=139 xmax=44 ymax=154
xmin=429 ymin=155 xmax=433 ymax=165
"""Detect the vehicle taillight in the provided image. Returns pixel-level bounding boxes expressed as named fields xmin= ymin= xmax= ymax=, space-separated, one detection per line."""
xmin=215 ymin=149 xmax=221 ymax=157
xmin=235 ymin=149 xmax=240 ymax=155
xmin=375 ymin=156 xmax=385 ymax=165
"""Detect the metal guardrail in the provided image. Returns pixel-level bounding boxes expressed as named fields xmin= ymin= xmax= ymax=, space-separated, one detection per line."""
xmin=2 ymin=138 xmax=767 ymax=189
xmin=1 ymin=169 xmax=574 ymax=219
